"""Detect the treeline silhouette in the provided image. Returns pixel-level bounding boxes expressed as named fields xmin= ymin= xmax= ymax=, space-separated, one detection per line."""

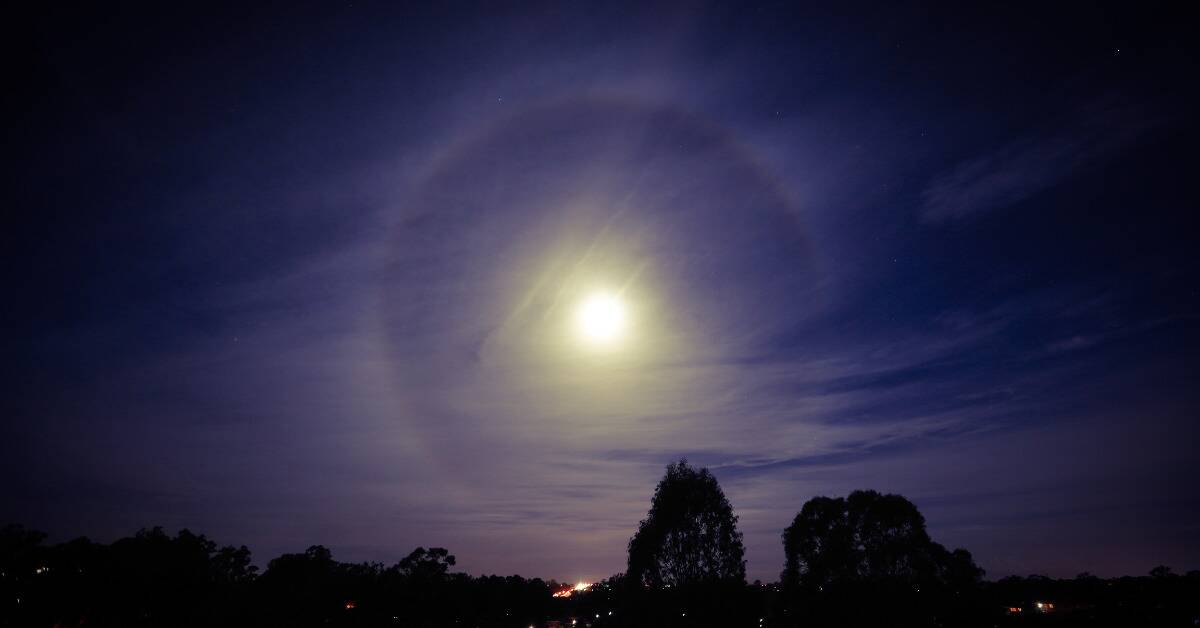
xmin=3 ymin=460 xmax=1197 ymax=627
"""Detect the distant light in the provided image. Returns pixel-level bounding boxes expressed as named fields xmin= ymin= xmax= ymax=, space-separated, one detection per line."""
xmin=553 ymin=581 xmax=593 ymax=598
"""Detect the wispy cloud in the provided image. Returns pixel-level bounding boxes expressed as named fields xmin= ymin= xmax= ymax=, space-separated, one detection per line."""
xmin=920 ymin=99 xmax=1159 ymax=223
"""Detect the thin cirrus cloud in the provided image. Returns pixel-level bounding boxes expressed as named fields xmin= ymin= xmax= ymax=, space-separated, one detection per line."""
xmin=920 ymin=98 xmax=1160 ymax=223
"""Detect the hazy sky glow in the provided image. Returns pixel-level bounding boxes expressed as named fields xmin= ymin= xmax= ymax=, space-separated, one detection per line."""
xmin=4 ymin=3 xmax=1198 ymax=582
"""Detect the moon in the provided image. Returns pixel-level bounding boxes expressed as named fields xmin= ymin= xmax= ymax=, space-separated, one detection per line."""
xmin=576 ymin=292 xmax=627 ymax=346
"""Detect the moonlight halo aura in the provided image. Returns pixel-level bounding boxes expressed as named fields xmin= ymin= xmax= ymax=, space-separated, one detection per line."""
xmin=5 ymin=1 xmax=1198 ymax=594
xmin=378 ymin=94 xmax=817 ymax=499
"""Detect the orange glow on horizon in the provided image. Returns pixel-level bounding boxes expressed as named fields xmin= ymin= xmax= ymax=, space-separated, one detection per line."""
xmin=552 ymin=581 xmax=593 ymax=598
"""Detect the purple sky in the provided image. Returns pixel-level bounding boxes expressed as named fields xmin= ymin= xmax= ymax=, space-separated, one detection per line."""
xmin=4 ymin=2 xmax=1198 ymax=583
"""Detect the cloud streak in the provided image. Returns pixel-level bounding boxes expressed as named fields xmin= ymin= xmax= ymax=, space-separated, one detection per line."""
xmin=921 ymin=99 xmax=1159 ymax=222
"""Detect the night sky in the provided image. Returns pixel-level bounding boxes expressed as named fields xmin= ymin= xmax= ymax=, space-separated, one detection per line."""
xmin=4 ymin=2 xmax=1198 ymax=584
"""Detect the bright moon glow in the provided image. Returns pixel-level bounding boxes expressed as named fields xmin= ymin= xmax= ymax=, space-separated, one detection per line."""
xmin=576 ymin=292 xmax=627 ymax=345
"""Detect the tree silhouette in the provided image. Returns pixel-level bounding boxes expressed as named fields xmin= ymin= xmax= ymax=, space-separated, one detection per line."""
xmin=397 ymin=546 xmax=456 ymax=580
xmin=390 ymin=547 xmax=458 ymax=627
xmin=257 ymin=545 xmax=346 ymax=625
xmin=781 ymin=490 xmax=982 ymax=590
xmin=1150 ymin=565 xmax=1175 ymax=579
xmin=627 ymin=459 xmax=746 ymax=588
xmin=779 ymin=491 xmax=984 ymax=627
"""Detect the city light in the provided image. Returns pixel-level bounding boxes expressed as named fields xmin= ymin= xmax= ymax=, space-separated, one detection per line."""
xmin=551 ymin=581 xmax=594 ymax=598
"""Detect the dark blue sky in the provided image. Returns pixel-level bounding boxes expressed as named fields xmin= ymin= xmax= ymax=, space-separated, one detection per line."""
xmin=3 ymin=2 xmax=1197 ymax=582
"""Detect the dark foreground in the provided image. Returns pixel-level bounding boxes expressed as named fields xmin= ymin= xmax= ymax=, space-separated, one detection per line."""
xmin=2 ymin=524 xmax=1197 ymax=627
